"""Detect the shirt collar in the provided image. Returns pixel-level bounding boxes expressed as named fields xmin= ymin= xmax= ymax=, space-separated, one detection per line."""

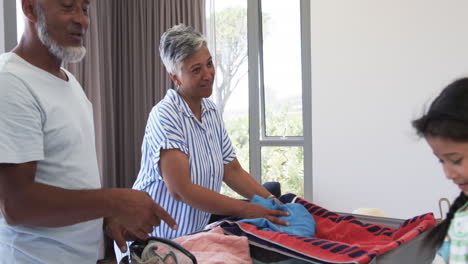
xmin=165 ymin=89 xmax=217 ymax=118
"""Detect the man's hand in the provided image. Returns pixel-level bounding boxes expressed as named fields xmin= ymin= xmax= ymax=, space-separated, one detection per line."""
xmin=110 ymin=189 xmax=177 ymax=242
xmin=104 ymin=217 xmax=139 ymax=253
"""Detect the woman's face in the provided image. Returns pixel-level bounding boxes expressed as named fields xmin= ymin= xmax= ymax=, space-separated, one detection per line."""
xmin=171 ymin=46 xmax=215 ymax=100
xmin=426 ymin=136 xmax=468 ymax=196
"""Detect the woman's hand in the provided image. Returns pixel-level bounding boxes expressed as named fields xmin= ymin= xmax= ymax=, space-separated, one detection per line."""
xmin=243 ymin=203 xmax=290 ymax=226
xmin=272 ymin=197 xmax=284 ymax=205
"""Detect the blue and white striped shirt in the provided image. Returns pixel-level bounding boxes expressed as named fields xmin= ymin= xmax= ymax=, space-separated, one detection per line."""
xmin=134 ymin=89 xmax=236 ymax=238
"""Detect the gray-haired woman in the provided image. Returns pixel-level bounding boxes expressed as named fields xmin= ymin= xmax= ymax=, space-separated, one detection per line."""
xmin=115 ymin=24 xmax=289 ymax=261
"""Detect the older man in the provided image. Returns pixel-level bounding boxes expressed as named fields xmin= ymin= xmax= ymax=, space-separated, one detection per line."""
xmin=0 ymin=0 xmax=176 ymax=263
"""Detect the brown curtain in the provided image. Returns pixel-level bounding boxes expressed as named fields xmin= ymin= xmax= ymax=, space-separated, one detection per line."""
xmin=67 ymin=0 xmax=206 ymax=189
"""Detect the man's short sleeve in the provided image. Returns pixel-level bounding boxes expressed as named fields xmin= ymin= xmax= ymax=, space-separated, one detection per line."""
xmin=0 ymin=73 xmax=44 ymax=163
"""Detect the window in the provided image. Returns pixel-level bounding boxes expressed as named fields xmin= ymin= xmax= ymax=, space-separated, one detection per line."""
xmin=207 ymin=0 xmax=311 ymax=200
xmin=16 ymin=0 xmax=23 ymax=42
xmin=207 ymin=0 xmax=249 ymax=198
xmin=0 ymin=0 xmax=20 ymax=52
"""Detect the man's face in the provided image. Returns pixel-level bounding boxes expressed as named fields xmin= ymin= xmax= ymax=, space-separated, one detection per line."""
xmin=36 ymin=0 xmax=90 ymax=63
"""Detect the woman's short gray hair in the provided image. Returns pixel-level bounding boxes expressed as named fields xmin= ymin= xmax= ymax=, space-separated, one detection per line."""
xmin=159 ymin=24 xmax=207 ymax=74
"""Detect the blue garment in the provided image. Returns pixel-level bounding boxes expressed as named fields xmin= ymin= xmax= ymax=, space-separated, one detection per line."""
xmin=437 ymin=239 xmax=450 ymax=262
xmin=240 ymin=195 xmax=316 ymax=237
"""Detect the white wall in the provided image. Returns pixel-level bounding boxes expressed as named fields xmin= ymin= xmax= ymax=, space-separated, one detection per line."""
xmin=311 ymin=0 xmax=468 ymax=219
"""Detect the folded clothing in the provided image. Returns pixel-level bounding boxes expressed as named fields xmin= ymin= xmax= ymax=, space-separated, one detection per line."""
xmin=173 ymin=227 xmax=252 ymax=264
xmin=239 ymin=195 xmax=316 ymax=237
xmin=221 ymin=194 xmax=437 ymax=264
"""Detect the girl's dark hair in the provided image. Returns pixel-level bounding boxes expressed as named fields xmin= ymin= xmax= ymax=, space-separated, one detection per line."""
xmin=425 ymin=192 xmax=467 ymax=249
xmin=412 ymin=77 xmax=468 ymax=249
xmin=413 ymin=78 xmax=468 ymax=141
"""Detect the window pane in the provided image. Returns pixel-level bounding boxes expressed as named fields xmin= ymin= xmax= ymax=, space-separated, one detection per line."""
xmin=261 ymin=147 xmax=304 ymax=197
xmin=209 ymin=0 xmax=249 ymax=198
xmin=16 ymin=0 xmax=24 ymax=42
xmin=262 ymin=0 xmax=303 ymax=137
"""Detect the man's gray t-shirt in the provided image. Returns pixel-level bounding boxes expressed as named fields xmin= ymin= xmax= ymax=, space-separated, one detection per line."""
xmin=0 ymin=52 xmax=103 ymax=263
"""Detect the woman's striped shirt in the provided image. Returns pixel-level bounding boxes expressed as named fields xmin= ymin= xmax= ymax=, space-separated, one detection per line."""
xmin=133 ymin=89 xmax=236 ymax=238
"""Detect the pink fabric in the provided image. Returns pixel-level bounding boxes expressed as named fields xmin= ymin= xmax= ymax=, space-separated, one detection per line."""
xmin=173 ymin=227 xmax=252 ymax=264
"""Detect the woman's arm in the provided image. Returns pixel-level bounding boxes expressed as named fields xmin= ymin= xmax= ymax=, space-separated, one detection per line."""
xmin=223 ymin=158 xmax=272 ymax=200
xmin=159 ymin=149 xmax=289 ymax=225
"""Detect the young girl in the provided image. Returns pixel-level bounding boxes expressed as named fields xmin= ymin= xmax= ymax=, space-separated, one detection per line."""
xmin=413 ymin=78 xmax=468 ymax=264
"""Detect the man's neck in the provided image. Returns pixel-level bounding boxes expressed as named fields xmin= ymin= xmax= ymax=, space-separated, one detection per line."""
xmin=12 ymin=37 xmax=67 ymax=81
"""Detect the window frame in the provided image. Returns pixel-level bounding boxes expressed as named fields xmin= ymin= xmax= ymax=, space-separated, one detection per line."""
xmin=1 ymin=0 xmax=18 ymax=53
xmin=248 ymin=0 xmax=312 ymax=201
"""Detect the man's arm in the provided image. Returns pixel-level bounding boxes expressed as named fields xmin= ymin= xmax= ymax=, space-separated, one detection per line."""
xmin=0 ymin=162 xmax=176 ymax=241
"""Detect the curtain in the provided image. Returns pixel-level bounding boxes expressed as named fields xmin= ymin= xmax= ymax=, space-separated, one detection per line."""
xmin=66 ymin=0 xmax=206 ymax=259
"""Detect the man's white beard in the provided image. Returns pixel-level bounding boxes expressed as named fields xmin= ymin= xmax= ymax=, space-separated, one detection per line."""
xmin=36 ymin=4 xmax=86 ymax=63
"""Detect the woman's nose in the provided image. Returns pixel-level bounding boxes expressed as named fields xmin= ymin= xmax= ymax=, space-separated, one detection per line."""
xmin=202 ymin=67 xmax=214 ymax=80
